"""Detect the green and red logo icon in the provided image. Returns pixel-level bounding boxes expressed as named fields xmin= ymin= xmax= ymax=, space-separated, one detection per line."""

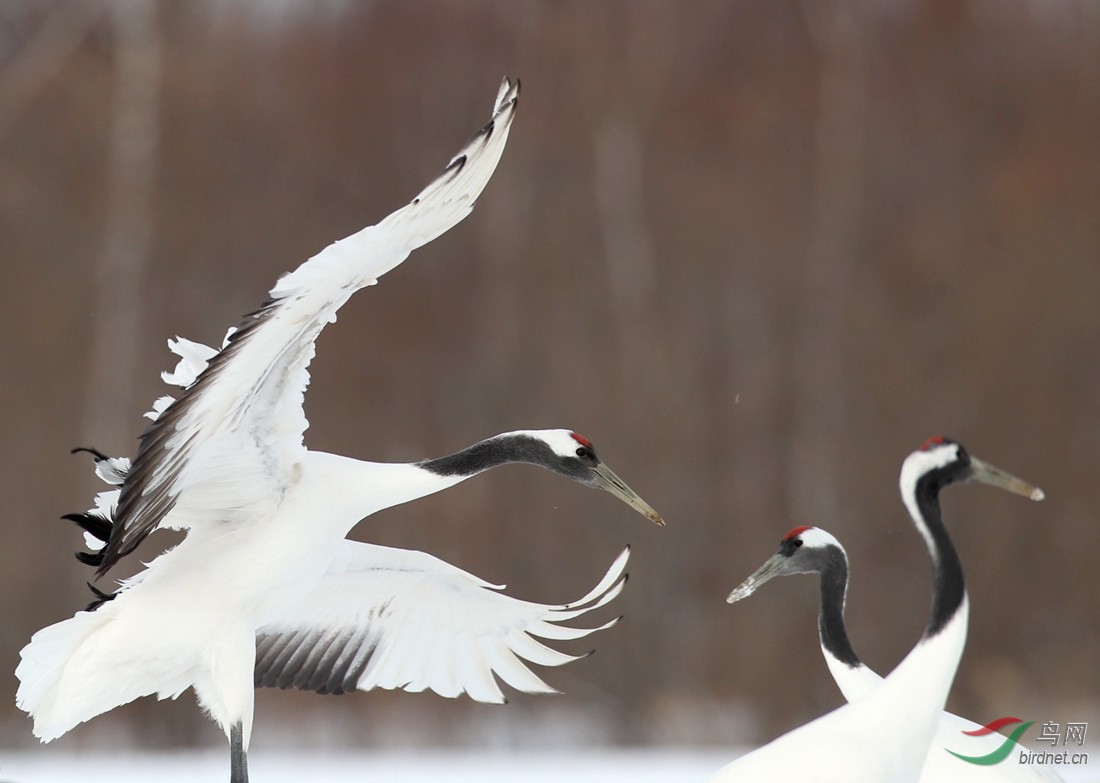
xmin=946 ymin=716 xmax=1034 ymax=766
xmin=948 ymin=717 xmax=1091 ymax=768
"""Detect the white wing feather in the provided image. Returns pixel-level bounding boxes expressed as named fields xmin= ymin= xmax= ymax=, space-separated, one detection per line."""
xmin=254 ymin=542 xmax=628 ymax=704
xmin=98 ymin=79 xmax=520 ymax=570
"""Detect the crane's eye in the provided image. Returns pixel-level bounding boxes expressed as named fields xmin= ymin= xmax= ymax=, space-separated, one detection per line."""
xmin=793 ymin=539 xmax=803 ymax=548
xmin=576 ymin=447 xmax=594 ymax=460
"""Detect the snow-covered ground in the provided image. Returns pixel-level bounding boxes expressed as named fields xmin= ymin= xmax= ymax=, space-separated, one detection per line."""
xmin=2 ymin=747 xmax=1097 ymax=783
xmin=1 ymin=748 xmax=735 ymax=783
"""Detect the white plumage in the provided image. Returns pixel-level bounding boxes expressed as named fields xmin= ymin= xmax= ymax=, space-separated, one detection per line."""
xmin=253 ymin=543 xmax=629 ymax=703
xmin=17 ymin=78 xmax=662 ymax=782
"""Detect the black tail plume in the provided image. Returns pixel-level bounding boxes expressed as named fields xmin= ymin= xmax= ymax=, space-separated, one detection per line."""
xmin=61 ymin=512 xmax=113 ymax=543
xmin=71 ymin=446 xmax=111 ymax=461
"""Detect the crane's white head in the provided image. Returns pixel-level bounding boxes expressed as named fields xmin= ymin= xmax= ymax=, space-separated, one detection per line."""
xmin=727 ymin=526 xmax=845 ymax=603
xmin=900 ymin=436 xmax=1045 ymax=504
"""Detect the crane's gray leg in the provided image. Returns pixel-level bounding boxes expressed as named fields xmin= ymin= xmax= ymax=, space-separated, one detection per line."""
xmin=230 ymin=721 xmax=249 ymax=783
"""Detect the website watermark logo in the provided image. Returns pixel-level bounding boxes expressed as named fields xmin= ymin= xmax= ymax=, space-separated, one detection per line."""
xmin=946 ymin=716 xmax=1089 ymax=768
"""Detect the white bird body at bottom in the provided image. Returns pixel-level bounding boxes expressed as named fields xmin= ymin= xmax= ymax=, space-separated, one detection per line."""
xmin=826 ymin=647 xmax=1063 ymax=782
xmin=710 ymin=600 xmax=968 ymax=783
xmin=20 ymin=453 xmax=461 ymax=743
xmin=19 ymin=448 xmax=634 ymax=747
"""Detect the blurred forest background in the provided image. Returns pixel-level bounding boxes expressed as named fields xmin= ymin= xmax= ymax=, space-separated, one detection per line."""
xmin=1 ymin=0 xmax=1098 ymax=758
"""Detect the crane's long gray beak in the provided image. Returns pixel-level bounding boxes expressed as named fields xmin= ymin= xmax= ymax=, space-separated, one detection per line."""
xmin=968 ymin=456 xmax=1045 ymax=501
xmin=727 ymin=552 xmax=786 ymax=604
xmin=591 ymin=463 xmax=665 ymax=525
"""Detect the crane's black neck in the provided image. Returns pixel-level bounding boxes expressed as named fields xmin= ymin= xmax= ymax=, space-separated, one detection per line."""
xmin=817 ymin=547 xmax=861 ymax=669
xmin=418 ymin=434 xmax=559 ymax=478
xmin=912 ymin=473 xmax=966 ymax=639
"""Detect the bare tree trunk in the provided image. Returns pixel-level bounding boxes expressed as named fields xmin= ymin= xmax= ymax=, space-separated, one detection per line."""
xmin=0 ymin=0 xmax=107 ymax=143
xmin=786 ymin=1 xmax=869 ymax=520
xmin=591 ymin=1 xmax=673 ymax=403
xmin=595 ymin=118 xmax=656 ymax=391
xmin=81 ymin=0 xmax=161 ymax=451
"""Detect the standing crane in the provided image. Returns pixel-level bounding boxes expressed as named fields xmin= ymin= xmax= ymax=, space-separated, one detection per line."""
xmin=708 ymin=437 xmax=1042 ymax=782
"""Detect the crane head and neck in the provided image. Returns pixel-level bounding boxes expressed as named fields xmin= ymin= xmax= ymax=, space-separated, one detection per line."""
xmin=414 ymin=429 xmax=664 ymax=524
xmin=899 ymin=437 xmax=970 ymax=638
xmin=421 ymin=430 xmax=598 ymax=481
xmin=894 ymin=435 xmax=1043 ymax=667
xmin=728 ymin=526 xmax=861 ymax=670
xmin=898 ymin=436 xmax=1042 ymax=638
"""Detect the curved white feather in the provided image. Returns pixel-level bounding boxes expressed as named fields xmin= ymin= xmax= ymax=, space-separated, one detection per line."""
xmin=161 ymin=336 xmax=219 ymax=387
xmin=253 ymin=541 xmax=627 ymax=704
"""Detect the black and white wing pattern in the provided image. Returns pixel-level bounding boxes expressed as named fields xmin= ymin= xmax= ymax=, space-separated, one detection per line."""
xmin=97 ymin=79 xmax=520 ymax=575
xmin=254 ymin=542 xmax=629 ymax=703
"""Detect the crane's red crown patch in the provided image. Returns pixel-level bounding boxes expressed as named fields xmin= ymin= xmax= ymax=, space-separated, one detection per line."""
xmin=920 ymin=435 xmax=948 ymax=452
xmin=570 ymin=433 xmax=593 ymax=449
xmin=782 ymin=525 xmax=813 ymax=542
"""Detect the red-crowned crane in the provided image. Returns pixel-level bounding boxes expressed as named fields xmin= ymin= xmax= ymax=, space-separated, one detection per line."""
xmin=17 ymin=78 xmax=662 ymax=783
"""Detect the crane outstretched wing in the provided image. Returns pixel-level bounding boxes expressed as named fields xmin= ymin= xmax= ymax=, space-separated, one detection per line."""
xmin=97 ymin=78 xmax=519 ymax=576
xmin=253 ymin=542 xmax=628 ymax=703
